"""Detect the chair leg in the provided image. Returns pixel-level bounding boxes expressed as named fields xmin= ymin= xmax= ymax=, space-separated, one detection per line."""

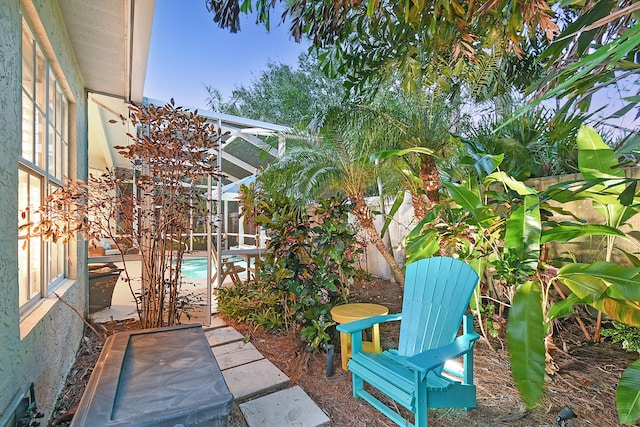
xmin=230 ymin=270 xmax=242 ymax=286
xmin=352 ymin=373 xmax=364 ymax=399
xmin=414 ymin=384 xmax=428 ymax=427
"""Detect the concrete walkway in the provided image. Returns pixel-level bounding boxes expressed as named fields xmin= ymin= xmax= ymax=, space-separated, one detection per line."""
xmin=204 ymin=315 xmax=330 ymax=427
xmin=90 ymin=260 xmax=330 ymax=427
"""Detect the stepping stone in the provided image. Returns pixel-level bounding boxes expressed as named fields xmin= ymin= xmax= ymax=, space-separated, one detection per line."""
xmin=222 ymin=358 xmax=289 ymax=401
xmin=212 ymin=341 xmax=263 ymax=370
xmin=240 ymin=386 xmax=330 ymax=427
xmin=204 ymin=326 xmax=244 ymax=347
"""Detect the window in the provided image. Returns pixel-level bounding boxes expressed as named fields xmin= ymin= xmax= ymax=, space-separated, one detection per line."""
xmin=19 ymin=20 xmax=69 ymax=311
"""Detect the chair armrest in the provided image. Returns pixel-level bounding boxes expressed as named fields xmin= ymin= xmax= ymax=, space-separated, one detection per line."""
xmin=406 ymin=331 xmax=480 ymax=373
xmin=336 ymin=313 xmax=402 ymax=334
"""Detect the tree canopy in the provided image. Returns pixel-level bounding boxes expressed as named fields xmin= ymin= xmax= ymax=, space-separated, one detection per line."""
xmin=206 ymin=0 xmax=639 ymax=127
xmin=205 ymin=53 xmax=344 ymax=127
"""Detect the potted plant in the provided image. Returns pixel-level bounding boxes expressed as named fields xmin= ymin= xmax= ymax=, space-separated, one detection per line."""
xmin=87 ymin=263 xmax=123 ymax=313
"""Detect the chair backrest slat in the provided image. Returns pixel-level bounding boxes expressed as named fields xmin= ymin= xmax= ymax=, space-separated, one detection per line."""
xmin=398 ymin=257 xmax=479 ymax=357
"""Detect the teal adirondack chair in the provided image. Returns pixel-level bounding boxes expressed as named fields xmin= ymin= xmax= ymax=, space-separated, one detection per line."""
xmin=336 ymin=257 xmax=480 ymax=427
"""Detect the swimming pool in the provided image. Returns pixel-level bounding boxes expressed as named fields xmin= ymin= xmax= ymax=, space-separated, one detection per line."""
xmin=180 ymin=257 xmax=246 ymax=280
xmin=180 ymin=258 xmax=210 ymax=280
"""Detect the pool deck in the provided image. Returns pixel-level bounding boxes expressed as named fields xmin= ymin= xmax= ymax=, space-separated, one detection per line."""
xmin=88 ymin=256 xmax=330 ymax=427
xmin=90 ymin=252 xmax=226 ymax=324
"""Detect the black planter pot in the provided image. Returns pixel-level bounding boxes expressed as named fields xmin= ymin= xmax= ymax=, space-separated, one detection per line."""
xmin=88 ymin=263 xmax=123 ymax=313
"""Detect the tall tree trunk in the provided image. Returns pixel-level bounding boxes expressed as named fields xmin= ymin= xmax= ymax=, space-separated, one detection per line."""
xmin=411 ymin=192 xmax=427 ymax=221
xmin=352 ymin=192 xmax=405 ymax=287
xmin=419 ymin=154 xmax=441 ymax=206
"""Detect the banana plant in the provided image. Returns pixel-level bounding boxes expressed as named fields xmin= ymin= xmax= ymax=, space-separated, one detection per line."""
xmin=438 ymin=126 xmax=640 ymax=422
xmin=496 ymin=127 xmax=640 ymax=423
xmin=545 ymin=126 xmax=640 ymax=424
xmin=402 ymin=124 xmax=640 ymax=422
xmin=546 ymin=127 xmax=640 ymax=335
xmin=482 ymin=170 xmax=548 ymax=409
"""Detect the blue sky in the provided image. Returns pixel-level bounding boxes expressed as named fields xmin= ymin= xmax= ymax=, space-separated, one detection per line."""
xmin=143 ymin=0 xmax=309 ymax=110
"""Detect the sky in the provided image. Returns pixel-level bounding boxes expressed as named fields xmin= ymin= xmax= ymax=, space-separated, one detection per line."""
xmin=143 ymin=0 xmax=309 ymax=110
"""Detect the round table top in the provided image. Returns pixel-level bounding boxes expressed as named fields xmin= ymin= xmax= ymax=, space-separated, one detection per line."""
xmin=330 ymin=303 xmax=389 ymax=324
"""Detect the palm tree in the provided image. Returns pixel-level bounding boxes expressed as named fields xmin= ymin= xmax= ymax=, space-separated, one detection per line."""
xmin=260 ymin=128 xmax=407 ymax=287
xmin=348 ymin=89 xmax=464 ymax=215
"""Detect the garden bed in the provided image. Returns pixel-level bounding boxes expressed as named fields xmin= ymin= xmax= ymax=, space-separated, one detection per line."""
xmin=50 ymin=277 xmax=636 ymax=427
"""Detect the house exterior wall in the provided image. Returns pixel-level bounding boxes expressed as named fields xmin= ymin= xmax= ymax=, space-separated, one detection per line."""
xmin=0 ymin=0 xmax=24 ymax=417
xmin=0 ymin=0 xmax=88 ymax=423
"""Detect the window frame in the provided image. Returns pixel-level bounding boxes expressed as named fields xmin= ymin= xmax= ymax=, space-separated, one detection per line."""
xmin=19 ymin=18 xmax=71 ymax=313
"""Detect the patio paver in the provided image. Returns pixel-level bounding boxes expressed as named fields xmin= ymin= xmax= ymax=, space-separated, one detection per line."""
xmin=91 ymin=274 xmax=327 ymax=426
xmin=211 ymin=341 xmax=264 ymax=370
xmin=204 ymin=326 xmax=244 ymax=347
xmin=205 ymin=318 xmax=329 ymax=426
xmin=222 ymin=358 xmax=289 ymax=401
xmin=239 ymin=386 xmax=330 ymax=427
xmin=209 ymin=315 xmax=227 ymax=329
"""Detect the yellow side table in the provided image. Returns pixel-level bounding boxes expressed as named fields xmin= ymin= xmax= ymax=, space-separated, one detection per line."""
xmin=330 ymin=303 xmax=389 ymax=370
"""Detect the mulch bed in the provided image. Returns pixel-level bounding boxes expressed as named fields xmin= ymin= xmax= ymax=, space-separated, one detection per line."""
xmin=50 ymin=277 xmax=637 ymax=427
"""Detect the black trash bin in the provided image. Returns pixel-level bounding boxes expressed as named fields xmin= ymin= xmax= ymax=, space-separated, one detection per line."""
xmin=71 ymin=324 xmax=233 ymax=426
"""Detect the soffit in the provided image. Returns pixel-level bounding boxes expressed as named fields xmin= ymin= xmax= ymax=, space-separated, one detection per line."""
xmin=58 ymin=0 xmax=154 ymax=102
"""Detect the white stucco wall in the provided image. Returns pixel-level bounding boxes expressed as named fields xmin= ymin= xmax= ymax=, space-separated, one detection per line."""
xmin=0 ymin=0 xmax=88 ymax=423
xmin=0 ymin=0 xmax=24 ymax=417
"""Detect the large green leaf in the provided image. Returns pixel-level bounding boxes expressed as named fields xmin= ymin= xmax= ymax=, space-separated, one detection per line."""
xmin=467 ymin=257 xmax=486 ymax=313
xmin=405 ymin=228 xmax=440 ymax=264
xmin=559 ymin=275 xmax=609 ymax=301
xmin=541 ymin=223 xmax=626 ymax=243
xmin=485 ymin=172 xmax=537 ymax=196
xmin=558 ymin=262 xmax=640 ymax=301
xmin=442 ymin=182 xmax=482 ymax=210
xmin=406 ymin=206 xmax=442 ymax=264
xmin=618 ymin=248 xmax=640 ymax=267
xmin=505 ymin=195 xmax=541 ymax=270
xmin=459 ymin=149 xmax=504 ymax=177
xmin=619 ymin=180 xmax=638 ymax=206
xmin=507 ymin=281 xmax=546 ymax=409
xmin=617 ymin=359 xmax=640 ymax=425
xmin=548 ymin=292 xmax=584 ymax=320
xmin=379 ymin=191 xmax=405 ymax=238
xmin=405 ymin=206 xmax=441 ymax=241
xmin=591 ymin=297 xmax=640 ymax=326
xmin=442 ymin=182 xmax=497 ymax=227
xmin=577 ymin=126 xmax=625 ymax=180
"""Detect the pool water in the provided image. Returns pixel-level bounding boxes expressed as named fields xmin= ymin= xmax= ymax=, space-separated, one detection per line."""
xmin=180 ymin=258 xmax=210 ymax=280
xmin=180 ymin=257 xmax=246 ymax=280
